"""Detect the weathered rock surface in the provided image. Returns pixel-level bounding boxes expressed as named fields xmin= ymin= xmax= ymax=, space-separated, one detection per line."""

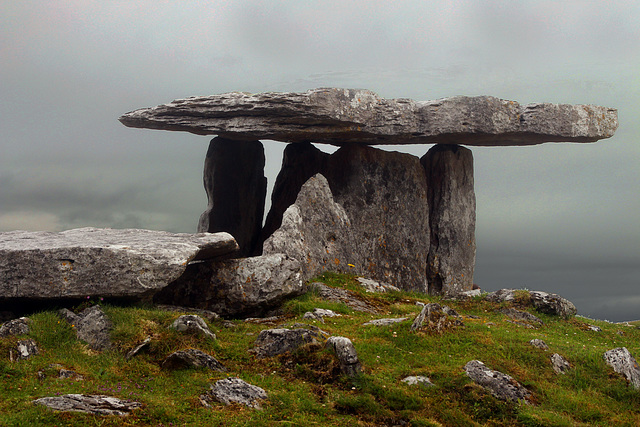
xmin=125 ymin=336 xmax=152 ymax=360
xmin=302 ymin=308 xmax=341 ymax=323
xmin=250 ymin=328 xmax=324 ymax=358
xmin=529 ymin=339 xmax=549 ymax=350
xmin=356 ymin=277 xmax=400 ymax=293
xmin=529 ymin=291 xmax=577 ymax=319
xmin=402 ymin=376 xmax=435 ymax=387
xmin=363 ymin=317 xmax=408 ymax=326
xmin=0 ymin=317 xmax=30 ymax=337
xmin=154 ymin=253 xmax=304 ymax=317
xmin=325 ymin=336 xmax=362 ymax=377
xmin=603 ymin=347 xmax=640 ymax=389
xmin=310 ymin=282 xmax=378 ymax=314
xmin=550 ymin=353 xmax=571 ymax=374
xmin=422 ymin=144 xmax=475 ymax=294
xmin=10 ymin=338 xmax=38 ymax=361
xmin=33 ymin=394 xmax=141 ymax=416
xmin=58 ymin=305 xmax=112 ymax=351
xmin=464 ymin=360 xmax=532 ymax=404
xmin=161 ymin=348 xmax=226 ymax=371
xmin=197 ymin=137 xmax=267 ymax=257
xmin=119 ymin=88 xmax=618 ymax=146
xmin=411 ymin=303 xmax=462 ymax=332
xmin=169 ymin=315 xmax=216 ymax=340
xmin=200 ymin=377 xmax=268 ymax=409
xmin=500 ymin=308 xmax=544 ymax=328
xmin=0 ymin=228 xmax=238 ymax=300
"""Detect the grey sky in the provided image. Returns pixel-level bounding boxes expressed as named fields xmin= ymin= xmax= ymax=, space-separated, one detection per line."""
xmin=1 ymin=1 xmax=638 ymax=321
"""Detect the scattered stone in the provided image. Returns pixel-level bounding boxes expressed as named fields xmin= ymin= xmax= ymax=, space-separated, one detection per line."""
xmin=0 ymin=228 xmax=238 ymax=300
xmin=155 ymin=305 xmax=219 ymax=322
xmin=302 ymin=308 xmax=341 ymax=323
xmin=169 ymin=315 xmax=216 ymax=340
xmin=33 ymin=394 xmax=141 ymax=416
xmin=244 ymin=316 xmax=283 ymax=325
xmin=125 ymin=336 xmax=152 ymax=360
xmin=250 ymin=328 xmax=323 ymax=358
xmin=551 ymin=353 xmax=571 ymax=374
xmin=464 ymin=360 xmax=532 ymax=404
xmin=310 ymin=282 xmax=378 ymax=314
xmin=119 ymin=88 xmax=618 ymax=146
xmin=59 ymin=369 xmax=84 ymax=380
xmin=10 ymin=338 xmax=38 ymax=361
xmin=588 ymin=325 xmax=603 ymax=332
xmin=529 ymin=339 xmax=549 ymax=350
xmin=363 ymin=318 xmax=409 ymax=326
xmin=57 ymin=308 xmax=80 ymax=325
xmin=529 ymin=291 xmax=577 ymax=319
xmin=486 ymin=289 xmax=519 ymax=303
xmin=448 ymin=289 xmax=482 ymax=300
xmin=422 ymin=144 xmax=475 ymax=295
xmin=161 ymin=348 xmax=226 ymax=371
xmin=200 ymin=377 xmax=268 ymax=409
xmin=38 ymin=364 xmax=84 ymax=380
xmin=402 ymin=376 xmax=435 ymax=387
xmin=325 ymin=336 xmax=362 ymax=377
xmin=500 ymin=308 xmax=544 ymax=328
xmin=70 ymin=305 xmax=112 ymax=351
xmin=197 ymin=137 xmax=267 ymax=257
xmin=603 ymin=347 xmax=640 ymax=389
xmin=356 ymin=277 xmax=400 ymax=293
xmin=0 ymin=317 xmax=30 ymax=337
xmin=411 ymin=303 xmax=462 ymax=332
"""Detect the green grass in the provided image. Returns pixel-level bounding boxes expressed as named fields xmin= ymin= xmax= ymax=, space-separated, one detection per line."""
xmin=1 ymin=273 xmax=640 ymax=426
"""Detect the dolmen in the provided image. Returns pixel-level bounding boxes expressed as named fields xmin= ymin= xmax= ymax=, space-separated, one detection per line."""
xmin=0 ymin=89 xmax=617 ymax=319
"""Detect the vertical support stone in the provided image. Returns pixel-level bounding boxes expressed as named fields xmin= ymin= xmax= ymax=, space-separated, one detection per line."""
xmin=421 ymin=144 xmax=476 ymax=295
xmin=197 ymin=137 xmax=266 ymax=257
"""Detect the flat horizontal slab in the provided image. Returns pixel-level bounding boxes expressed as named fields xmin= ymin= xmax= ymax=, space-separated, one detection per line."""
xmin=119 ymin=88 xmax=618 ymax=146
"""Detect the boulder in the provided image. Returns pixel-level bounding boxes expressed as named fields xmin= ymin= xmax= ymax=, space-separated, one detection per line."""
xmin=422 ymin=144 xmax=475 ymax=295
xmin=250 ymin=328 xmax=324 ymax=358
xmin=0 ymin=317 xmax=30 ymax=337
xmin=169 ymin=315 xmax=216 ymax=340
xmin=200 ymin=377 xmax=268 ymax=409
xmin=550 ymin=353 xmax=571 ymax=374
xmin=529 ymin=291 xmax=577 ymax=319
xmin=0 ymin=228 xmax=238 ymax=300
xmin=154 ymin=253 xmax=304 ymax=317
xmin=10 ymin=338 xmax=38 ymax=361
xmin=119 ymin=88 xmax=618 ymax=146
xmin=161 ymin=348 xmax=226 ymax=371
xmin=325 ymin=336 xmax=362 ymax=377
xmin=464 ymin=360 xmax=532 ymax=404
xmin=197 ymin=137 xmax=267 ymax=257
xmin=33 ymin=394 xmax=141 ymax=416
xmin=58 ymin=305 xmax=112 ymax=351
xmin=603 ymin=347 xmax=640 ymax=389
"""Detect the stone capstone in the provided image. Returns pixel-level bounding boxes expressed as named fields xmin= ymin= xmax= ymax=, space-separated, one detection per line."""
xmin=422 ymin=145 xmax=475 ymax=294
xmin=603 ymin=347 xmax=640 ymax=389
xmin=0 ymin=317 xmax=30 ymax=337
xmin=119 ymin=88 xmax=618 ymax=146
xmin=464 ymin=360 xmax=532 ymax=404
xmin=161 ymin=348 xmax=227 ymax=371
xmin=325 ymin=336 xmax=362 ymax=377
xmin=197 ymin=137 xmax=267 ymax=257
xmin=169 ymin=315 xmax=216 ymax=340
xmin=0 ymin=228 xmax=238 ymax=300
xmin=250 ymin=328 xmax=324 ymax=358
xmin=33 ymin=394 xmax=142 ymax=416
xmin=200 ymin=377 xmax=268 ymax=409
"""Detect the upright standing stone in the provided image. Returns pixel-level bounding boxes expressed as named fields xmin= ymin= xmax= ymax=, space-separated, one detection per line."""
xmin=197 ymin=137 xmax=267 ymax=256
xmin=421 ymin=145 xmax=475 ymax=295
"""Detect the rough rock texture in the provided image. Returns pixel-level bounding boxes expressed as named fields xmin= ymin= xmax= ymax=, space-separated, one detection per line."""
xmin=310 ymin=282 xmax=378 ymax=314
xmin=33 ymin=394 xmax=141 ymax=416
xmin=302 ymin=308 xmax=341 ymax=323
xmin=550 ymin=353 xmax=571 ymax=374
xmin=422 ymin=145 xmax=475 ymax=295
xmin=154 ymin=253 xmax=304 ymax=317
xmin=464 ymin=360 xmax=532 ymax=403
xmin=58 ymin=305 xmax=112 ymax=351
xmin=325 ymin=336 xmax=362 ymax=377
xmin=0 ymin=228 xmax=238 ymax=300
xmin=201 ymin=377 xmax=268 ymax=409
xmin=10 ymin=338 xmax=38 ymax=361
xmin=603 ymin=347 xmax=640 ymax=389
xmin=125 ymin=336 xmax=152 ymax=360
xmin=411 ymin=303 xmax=461 ymax=332
xmin=500 ymin=308 xmax=544 ymax=328
xmin=119 ymin=88 xmax=618 ymax=146
xmin=0 ymin=317 xmax=30 ymax=337
xmin=197 ymin=137 xmax=267 ymax=257
xmin=363 ymin=318 xmax=408 ymax=326
xmin=261 ymin=142 xmax=329 ymax=246
xmin=529 ymin=291 xmax=577 ymax=319
xmin=161 ymin=348 xmax=227 ymax=371
xmin=250 ymin=328 xmax=323 ymax=358
xmin=356 ymin=277 xmax=400 ymax=293
xmin=402 ymin=376 xmax=435 ymax=387
xmin=529 ymin=339 xmax=549 ymax=350
xmin=169 ymin=315 xmax=216 ymax=340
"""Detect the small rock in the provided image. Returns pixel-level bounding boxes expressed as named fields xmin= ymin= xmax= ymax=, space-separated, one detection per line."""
xmin=58 ymin=305 xmax=112 ymax=351
xmin=125 ymin=336 xmax=152 ymax=360
xmin=250 ymin=328 xmax=323 ymax=358
xmin=310 ymin=282 xmax=378 ymax=313
xmin=58 ymin=369 xmax=84 ymax=380
xmin=33 ymin=394 xmax=141 ymax=416
xmin=588 ymin=325 xmax=602 ymax=332
xmin=10 ymin=339 xmax=38 ymax=361
xmin=363 ymin=318 xmax=408 ymax=326
xmin=325 ymin=336 xmax=362 ymax=377
xmin=201 ymin=377 xmax=267 ymax=409
xmin=302 ymin=308 xmax=341 ymax=323
xmin=57 ymin=308 xmax=80 ymax=325
xmin=500 ymin=308 xmax=544 ymax=328
xmin=169 ymin=315 xmax=216 ymax=340
xmin=486 ymin=289 xmax=518 ymax=303
xmin=603 ymin=347 xmax=640 ymax=389
xmin=411 ymin=303 xmax=462 ymax=332
xmin=402 ymin=376 xmax=434 ymax=387
xmin=0 ymin=317 xmax=31 ymax=337
xmin=529 ymin=339 xmax=549 ymax=350
xmin=356 ymin=277 xmax=400 ymax=293
xmin=550 ymin=353 xmax=571 ymax=374
xmin=464 ymin=360 xmax=532 ymax=403
xmin=161 ymin=348 xmax=226 ymax=371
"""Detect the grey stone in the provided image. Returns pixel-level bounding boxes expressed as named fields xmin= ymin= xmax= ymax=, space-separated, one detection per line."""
xmin=201 ymin=377 xmax=268 ymax=409
xmin=0 ymin=317 xmax=30 ymax=337
xmin=529 ymin=291 xmax=577 ymax=319
xmin=356 ymin=277 xmax=400 ymax=293
xmin=119 ymin=88 xmax=618 ymax=146
xmin=402 ymin=376 xmax=434 ymax=387
xmin=464 ymin=360 xmax=532 ymax=403
xmin=250 ymin=328 xmax=323 ymax=358
xmin=500 ymin=308 xmax=544 ymax=328
xmin=169 ymin=315 xmax=216 ymax=340
xmin=325 ymin=336 xmax=362 ymax=377
xmin=486 ymin=289 xmax=519 ymax=303
xmin=550 ymin=353 xmax=571 ymax=374
xmin=10 ymin=338 xmax=38 ymax=361
xmin=59 ymin=305 xmax=112 ymax=351
xmin=588 ymin=325 xmax=602 ymax=332
xmin=363 ymin=318 xmax=408 ymax=326
xmin=310 ymin=282 xmax=378 ymax=314
xmin=161 ymin=348 xmax=226 ymax=371
xmin=603 ymin=347 xmax=640 ymax=389
xmin=197 ymin=137 xmax=267 ymax=257
xmin=154 ymin=253 xmax=304 ymax=317
xmin=529 ymin=339 xmax=549 ymax=350
xmin=125 ymin=336 xmax=152 ymax=360
xmin=302 ymin=308 xmax=341 ymax=322
xmin=0 ymin=228 xmax=238 ymax=300
xmin=33 ymin=394 xmax=141 ymax=416
xmin=422 ymin=144 xmax=475 ymax=295
xmin=411 ymin=303 xmax=462 ymax=332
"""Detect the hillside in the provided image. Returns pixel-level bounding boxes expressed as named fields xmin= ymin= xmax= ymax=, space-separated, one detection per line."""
xmin=1 ymin=273 xmax=639 ymax=426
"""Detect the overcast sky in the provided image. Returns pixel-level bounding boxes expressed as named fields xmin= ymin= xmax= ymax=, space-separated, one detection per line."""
xmin=1 ymin=1 xmax=638 ymax=321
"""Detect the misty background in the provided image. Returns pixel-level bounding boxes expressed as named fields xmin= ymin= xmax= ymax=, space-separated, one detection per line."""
xmin=1 ymin=1 xmax=638 ymax=321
